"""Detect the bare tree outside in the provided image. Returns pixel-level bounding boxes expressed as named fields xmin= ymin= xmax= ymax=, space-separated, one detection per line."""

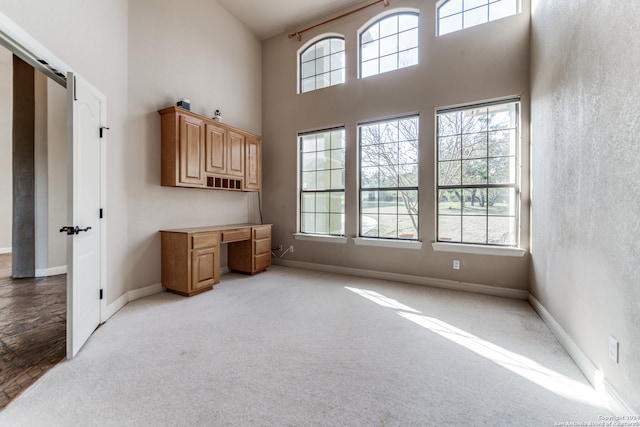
xmin=360 ymin=116 xmax=419 ymax=239
xmin=437 ymin=101 xmax=519 ymax=245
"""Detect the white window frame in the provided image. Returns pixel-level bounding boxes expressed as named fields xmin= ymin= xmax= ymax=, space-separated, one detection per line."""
xmin=297 ymin=33 xmax=345 ymax=94
xmin=357 ymin=8 xmax=420 ymax=79
xmin=436 ymin=0 xmax=521 ymax=36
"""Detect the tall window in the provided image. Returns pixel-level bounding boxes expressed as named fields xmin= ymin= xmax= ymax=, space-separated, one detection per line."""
xmin=300 ymin=37 xmax=345 ymax=94
xmin=436 ymin=99 xmax=520 ymax=246
xmin=360 ymin=12 xmax=419 ymax=79
xmin=359 ymin=116 xmax=419 ymax=240
xmin=300 ymin=128 xmax=346 ymax=235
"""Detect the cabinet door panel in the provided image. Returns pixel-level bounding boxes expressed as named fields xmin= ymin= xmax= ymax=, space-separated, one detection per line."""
xmin=192 ymin=247 xmax=218 ymax=290
xmin=228 ymin=131 xmax=245 ymax=178
xmin=244 ymin=136 xmax=261 ymax=191
xmin=205 ymin=123 xmax=226 ymax=174
xmin=179 ymin=115 xmax=205 ymax=186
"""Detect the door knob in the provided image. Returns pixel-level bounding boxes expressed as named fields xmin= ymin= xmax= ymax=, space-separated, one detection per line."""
xmin=59 ymin=226 xmax=92 ymax=235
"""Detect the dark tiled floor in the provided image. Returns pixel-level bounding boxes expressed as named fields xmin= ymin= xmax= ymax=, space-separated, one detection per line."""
xmin=0 ymin=254 xmax=66 ymax=410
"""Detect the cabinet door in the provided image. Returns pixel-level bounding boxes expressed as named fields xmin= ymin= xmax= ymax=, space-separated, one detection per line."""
xmin=205 ymin=123 xmax=226 ymax=175
xmin=244 ymin=136 xmax=261 ymax=191
xmin=179 ymin=114 xmax=205 ymax=186
xmin=191 ymin=246 xmax=218 ymax=291
xmin=227 ymin=131 xmax=245 ymax=178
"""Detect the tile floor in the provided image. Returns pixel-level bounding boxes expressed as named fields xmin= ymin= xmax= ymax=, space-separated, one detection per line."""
xmin=0 ymin=254 xmax=66 ymax=410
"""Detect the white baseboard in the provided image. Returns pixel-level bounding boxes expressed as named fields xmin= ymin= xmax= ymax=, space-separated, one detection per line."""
xmin=272 ymin=259 xmax=529 ymax=300
xmin=0 ymin=247 xmax=11 ymax=254
xmin=103 ymin=282 xmax=164 ymax=322
xmin=35 ymin=265 xmax=67 ymax=277
xmin=528 ymin=295 xmax=637 ymax=416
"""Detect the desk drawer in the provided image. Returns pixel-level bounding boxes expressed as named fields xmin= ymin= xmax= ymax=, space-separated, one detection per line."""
xmin=222 ymin=228 xmax=251 ymax=243
xmin=192 ymin=232 xmax=219 ymax=249
xmin=253 ymin=225 xmax=271 ymax=240
xmin=254 ymin=238 xmax=271 ymax=255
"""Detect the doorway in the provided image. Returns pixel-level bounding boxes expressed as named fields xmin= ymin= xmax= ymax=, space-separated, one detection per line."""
xmin=0 ymin=44 xmax=68 ymax=410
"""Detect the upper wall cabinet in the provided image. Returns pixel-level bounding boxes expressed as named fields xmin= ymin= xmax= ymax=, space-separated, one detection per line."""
xmin=159 ymin=106 xmax=261 ymax=192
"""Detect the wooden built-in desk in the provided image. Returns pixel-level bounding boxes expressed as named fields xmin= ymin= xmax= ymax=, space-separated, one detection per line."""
xmin=160 ymin=223 xmax=271 ymax=296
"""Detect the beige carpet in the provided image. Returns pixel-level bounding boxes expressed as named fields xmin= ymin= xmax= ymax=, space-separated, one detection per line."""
xmin=0 ymin=265 xmax=610 ymax=426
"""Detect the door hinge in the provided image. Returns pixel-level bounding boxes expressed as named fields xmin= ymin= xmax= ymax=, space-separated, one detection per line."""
xmin=100 ymin=208 xmax=103 ymax=219
xmin=73 ymin=75 xmax=77 ymax=101
xmin=100 ymin=126 xmax=110 ymax=138
xmin=100 ymin=289 xmax=104 ymax=300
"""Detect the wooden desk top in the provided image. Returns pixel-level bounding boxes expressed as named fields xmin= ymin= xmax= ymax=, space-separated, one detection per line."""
xmin=160 ymin=223 xmax=271 ymax=234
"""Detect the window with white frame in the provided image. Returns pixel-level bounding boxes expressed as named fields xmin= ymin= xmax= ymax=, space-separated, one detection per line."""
xmin=436 ymin=99 xmax=520 ymax=246
xmin=300 ymin=128 xmax=346 ymax=235
xmin=360 ymin=12 xmax=419 ymax=79
xmin=437 ymin=0 xmax=519 ymax=36
xmin=359 ymin=116 xmax=419 ymax=240
xmin=300 ymin=37 xmax=345 ymax=94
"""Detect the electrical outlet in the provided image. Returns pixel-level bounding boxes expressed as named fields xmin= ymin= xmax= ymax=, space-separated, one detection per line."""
xmin=289 ymin=245 xmax=294 ymax=253
xmin=453 ymin=260 xmax=460 ymax=270
xmin=609 ymin=336 xmax=619 ymax=363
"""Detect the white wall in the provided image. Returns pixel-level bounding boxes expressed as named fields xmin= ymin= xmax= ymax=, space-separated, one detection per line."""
xmin=0 ymin=46 xmax=11 ymax=252
xmin=0 ymin=0 xmax=262 ymax=301
xmin=262 ymin=0 xmax=531 ymax=289
xmin=530 ymin=0 xmax=640 ymax=413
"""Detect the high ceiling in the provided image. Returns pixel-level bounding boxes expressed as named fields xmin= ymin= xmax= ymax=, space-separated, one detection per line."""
xmin=217 ymin=0 xmax=371 ymax=40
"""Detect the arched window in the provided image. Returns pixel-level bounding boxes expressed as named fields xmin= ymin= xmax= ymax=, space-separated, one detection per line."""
xmin=437 ymin=0 xmax=519 ymax=36
xmin=299 ymin=37 xmax=345 ymax=94
xmin=359 ymin=11 xmax=419 ymax=79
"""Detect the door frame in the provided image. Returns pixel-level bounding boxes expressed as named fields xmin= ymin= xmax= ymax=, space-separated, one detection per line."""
xmin=0 ymin=11 xmax=107 ymax=357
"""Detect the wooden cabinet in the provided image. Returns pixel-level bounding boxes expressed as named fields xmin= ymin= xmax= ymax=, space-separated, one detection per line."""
xmin=161 ymin=224 xmax=271 ymax=297
xmin=161 ymin=230 xmax=220 ymax=297
xmin=159 ymin=107 xmax=261 ymax=192
xmin=228 ymin=224 xmax=271 ymax=274
xmin=244 ymin=135 xmax=261 ymax=192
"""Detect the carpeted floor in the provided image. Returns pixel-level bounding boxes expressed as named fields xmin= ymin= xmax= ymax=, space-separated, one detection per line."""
xmin=0 ymin=265 xmax=610 ymax=426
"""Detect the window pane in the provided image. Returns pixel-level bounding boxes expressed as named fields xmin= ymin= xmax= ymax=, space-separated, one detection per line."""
xmin=379 ymin=165 xmax=399 ymax=187
xmin=462 ymin=188 xmax=488 ymax=215
xmin=316 ymin=213 xmax=330 ymax=234
xmin=361 ymin=40 xmax=379 ymax=61
xmin=361 ymin=166 xmax=379 ymax=188
xmin=439 ymin=0 xmax=463 ymax=17
xmin=330 ymin=38 xmax=345 ymax=53
xmin=301 ymin=61 xmax=315 ymax=79
xmin=398 ymin=48 xmax=419 ymax=69
xmin=466 ymin=0 xmax=488 ymax=9
xmin=438 ymin=111 xmax=462 ymax=136
xmin=398 ymin=190 xmax=418 ymax=214
xmin=301 ymin=45 xmax=316 ymax=62
xmin=379 ymin=215 xmax=398 ymax=238
xmin=462 ymin=133 xmax=487 ymax=159
xmin=399 ymin=140 xmax=418 ymax=163
xmin=330 ymin=213 xmax=344 ymax=235
xmin=398 ymin=215 xmax=417 ymax=239
xmin=487 ymin=187 xmax=516 ymax=216
xmin=330 ymin=148 xmax=344 ymax=169
xmin=361 ymin=214 xmax=378 ymax=237
xmin=361 ymin=59 xmax=379 ymax=78
xmin=301 ymin=135 xmax=316 ymax=152
xmin=439 ymin=189 xmax=462 ymax=214
xmin=464 ymin=6 xmax=489 ymax=29
xmin=488 ymin=130 xmax=515 ymax=156
xmin=331 ymin=130 xmax=345 ymax=149
xmin=316 ymin=39 xmax=331 ymax=56
xmin=439 ymin=161 xmax=461 ymax=186
xmin=316 ymin=192 xmax=330 ymax=212
xmin=462 ymin=108 xmax=488 ymax=132
xmin=398 ymin=28 xmax=419 ymax=50
xmin=379 ymin=191 xmax=398 ymax=214
xmin=362 ymin=22 xmax=379 ymax=43
xmin=380 ymin=53 xmax=398 ymax=74
xmin=302 ymin=171 xmax=316 ymax=190
xmin=438 ymin=215 xmax=461 ymax=242
xmin=399 ymin=14 xmax=419 ymax=31
xmin=489 ymin=0 xmax=518 ymax=21
xmin=439 ymin=136 xmax=460 ymax=161
xmin=380 ymin=34 xmax=398 ymax=57
xmin=379 ymin=15 xmax=398 ymax=38
xmin=301 ymin=193 xmax=315 ymax=212
xmin=399 ymin=164 xmax=418 ymax=187
xmin=330 ymin=52 xmax=344 ymax=71
xmin=488 ymin=156 xmax=515 ymax=184
xmin=316 ymin=170 xmax=331 ymax=190
xmin=361 ymin=191 xmax=378 ymax=213
xmin=462 ymin=159 xmax=488 ymax=185
xmin=488 ymin=216 xmax=516 ymax=245
xmin=301 ymin=152 xmax=316 ymax=171
xmin=302 ymin=213 xmax=315 ymax=233
xmin=331 ymin=169 xmax=344 ymax=189
xmin=315 ymin=74 xmax=329 ymax=90
xmin=488 ymin=103 xmax=516 ymax=130
xmin=301 ymin=77 xmax=315 ymax=93
xmin=462 ymin=215 xmax=487 ymax=243
xmin=439 ymin=13 xmax=462 ymax=35
xmin=330 ymin=193 xmax=344 ymax=213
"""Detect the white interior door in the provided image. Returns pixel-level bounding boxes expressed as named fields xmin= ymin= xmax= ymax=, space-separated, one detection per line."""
xmin=66 ymin=72 xmax=107 ymax=359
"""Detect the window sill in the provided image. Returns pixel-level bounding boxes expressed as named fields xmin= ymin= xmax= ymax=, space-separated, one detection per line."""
xmin=431 ymin=242 xmax=527 ymax=257
xmin=353 ymin=238 xmax=423 ymax=250
xmin=293 ymin=233 xmax=348 ymax=244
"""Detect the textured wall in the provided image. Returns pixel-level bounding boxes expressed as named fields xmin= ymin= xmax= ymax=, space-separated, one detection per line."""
xmin=262 ymin=0 xmax=531 ymax=289
xmin=530 ymin=0 xmax=640 ymax=412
